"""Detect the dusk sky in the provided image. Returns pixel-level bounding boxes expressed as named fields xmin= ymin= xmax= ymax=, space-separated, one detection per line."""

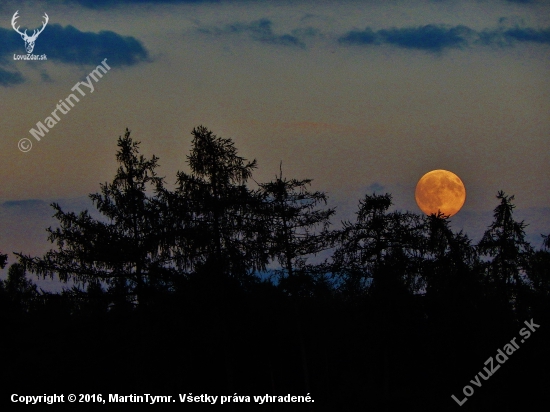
xmin=1 ymin=0 xmax=549 ymax=286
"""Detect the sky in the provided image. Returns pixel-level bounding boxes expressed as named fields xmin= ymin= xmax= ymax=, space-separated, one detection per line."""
xmin=1 ymin=0 xmax=549 ymax=286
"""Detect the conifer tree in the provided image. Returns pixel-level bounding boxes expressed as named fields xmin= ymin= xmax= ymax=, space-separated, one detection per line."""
xmin=173 ymin=126 xmax=268 ymax=281
xmin=17 ymin=129 xmax=170 ymax=307
xmin=526 ymin=234 xmax=550 ymax=297
xmin=331 ymin=193 xmax=425 ymax=297
xmin=1 ymin=263 xmax=39 ymax=312
xmin=422 ymin=212 xmax=478 ymax=296
xmin=478 ymin=191 xmax=532 ymax=288
xmin=0 ymin=253 xmax=6 ymax=269
xmin=258 ymin=164 xmax=335 ymax=295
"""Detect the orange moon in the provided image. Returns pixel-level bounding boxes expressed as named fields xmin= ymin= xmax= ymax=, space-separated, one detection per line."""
xmin=415 ymin=170 xmax=466 ymax=216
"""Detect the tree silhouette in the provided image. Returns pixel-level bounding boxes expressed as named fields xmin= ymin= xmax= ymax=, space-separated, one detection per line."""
xmin=477 ymin=191 xmax=533 ymax=315
xmin=4 ymin=126 xmax=548 ymax=411
xmin=172 ymin=125 xmax=268 ymax=281
xmin=421 ymin=212 xmax=485 ymax=340
xmin=17 ymin=129 xmax=170 ymax=308
xmin=259 ymin=164 xmax=334 ymax=296
xmin=0 ymin=253 xmax=6 ymax=269
xmin=526 ymin=233 xmax=550 ymax=297
xmin=1 ymin=263 xmax=39 ymax=312
xmin=331 ymin=193 xmax=425 ymax=298
xmin=422 ymin=212 xmax=479 ymax=297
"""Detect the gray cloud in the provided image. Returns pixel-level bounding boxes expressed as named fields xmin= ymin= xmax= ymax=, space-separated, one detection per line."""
xmin=0 ymin=66 xmax=24 ymax=86
xmin=2 ymin=199 xmax=48 ymax=208
xmin=502 ymin=27 xmax=550 ymax=43
xmin=44 ymin=0 xmax=542 ymax=7
xmin=31 ymin=24 xmax=148 ymax=65
xmin=46 ymin=0 xmax=218 ymax=8
xmin=196 ymin=16 xmax=550 ymax=53
xmin=366 ymin=182 xmax=386 ymax=194
xmin=1 ymin=24 xmax=149 ymax=86
xmin=378 ymin=25 xmax=472 ymax=51
xmin=339 ymin=23 xmax=550 ymax=52
xmin=199 ymin=18 xmax=305 ymax=48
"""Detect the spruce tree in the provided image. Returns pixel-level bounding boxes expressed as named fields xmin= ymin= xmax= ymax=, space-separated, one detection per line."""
xmin=259 ymin=164 xmax=334 ymax=296
xmin=17 ymin=129 xmax=170 ymax=307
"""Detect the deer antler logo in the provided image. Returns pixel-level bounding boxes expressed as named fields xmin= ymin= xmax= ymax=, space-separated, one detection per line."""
xmin=12 ymin=10 xmax=49 ymax=54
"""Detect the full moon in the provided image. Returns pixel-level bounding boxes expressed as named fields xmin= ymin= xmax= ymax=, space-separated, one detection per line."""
xmin=415 ymin=170 xmax=466 ymax=216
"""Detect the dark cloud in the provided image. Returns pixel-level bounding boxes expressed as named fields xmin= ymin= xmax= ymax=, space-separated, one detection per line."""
xmin=366 ymin=183 xmax=385 ymax=194
xmin=0 ymin=24 xmax=149 ymax=86
xmin=0 ymin=67 xmax=24 ymax=86
xmin=36 ymin=24 xmax=149 ymax=65
xmin=290 ymin=27 xmax=319 ymax=38
xmin=0 ymin=27 xmax=23 ymax=57
xmin=503 ymin=27 xmax=550 ymax=44
xmin=40 ymin=70 xmax=53 ymax=82
xmin=45 ymin=0 xmax=541 ymax=7
xmin=379 ymin=25 xmax=471 ymax=51
xmin=200 ymin=18 xmax=305 ymax=48
xmin=339 ymin=23 xmax=550 ymax=52
xmin=2 ymin=199 xmax=47 ymax=208
xmin=478 ymin=25 xmax=550 ymax=46
xmin=339 ymin=24 xmax=472 ymax=52
xmin=477 ymin=29 xmax=506 ymax=46
xmin=46 ymin=0 xmax=216 ymax=8
xmin=339 ymin=28 xmax=377 ymax=45
xmin=1 ymin=24 xmax=149 ymax=65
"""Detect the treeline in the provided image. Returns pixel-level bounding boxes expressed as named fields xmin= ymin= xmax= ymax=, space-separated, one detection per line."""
xmin=2 ymin=126 xmax=549 ymax=411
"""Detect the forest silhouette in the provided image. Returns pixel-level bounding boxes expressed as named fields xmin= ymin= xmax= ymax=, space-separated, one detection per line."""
xmin=2 ymin=127 xmax=549 ymax=411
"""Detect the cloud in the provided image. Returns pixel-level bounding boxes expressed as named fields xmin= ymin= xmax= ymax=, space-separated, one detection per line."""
xmin=339 ymin=22 xmax=550 ymax=52
xmin=199 ymin=18 xmax=305 ymax=48
xmin=339 ymin=24 xmax=472 ymax=52
xmin=48 ymin=0 xmax=216 ymax=7
xmin=2 ymin=25 xmax=148 ymax=65
xmin=0 ymin=67 xmax=24 ymax=86
xmin=35 ymin=24 xmax=149 ymax=65
xmin=0 ymin=26 xmax=23 ymax=57
xmin=503 ymin=27 xmax=550 ymax=44
xmin=339 ymin=28 xmax=377 ymax=45
xmin=478 ymin=25 xmax=550 ymax=46
xmin=379 ymin=25 xmax=472 ymax=51
xmin=44 ymin=0 xmax=542 ymax=7
xmin=2 ymin=199 xmax=48 ymax=209
xmin=0 ymin=24 xmax=149 ymax=86
xmin=40 ymin=70 xmax=53 ymax=82
xmin=366 ymin=183 xmax=386 ymax=194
